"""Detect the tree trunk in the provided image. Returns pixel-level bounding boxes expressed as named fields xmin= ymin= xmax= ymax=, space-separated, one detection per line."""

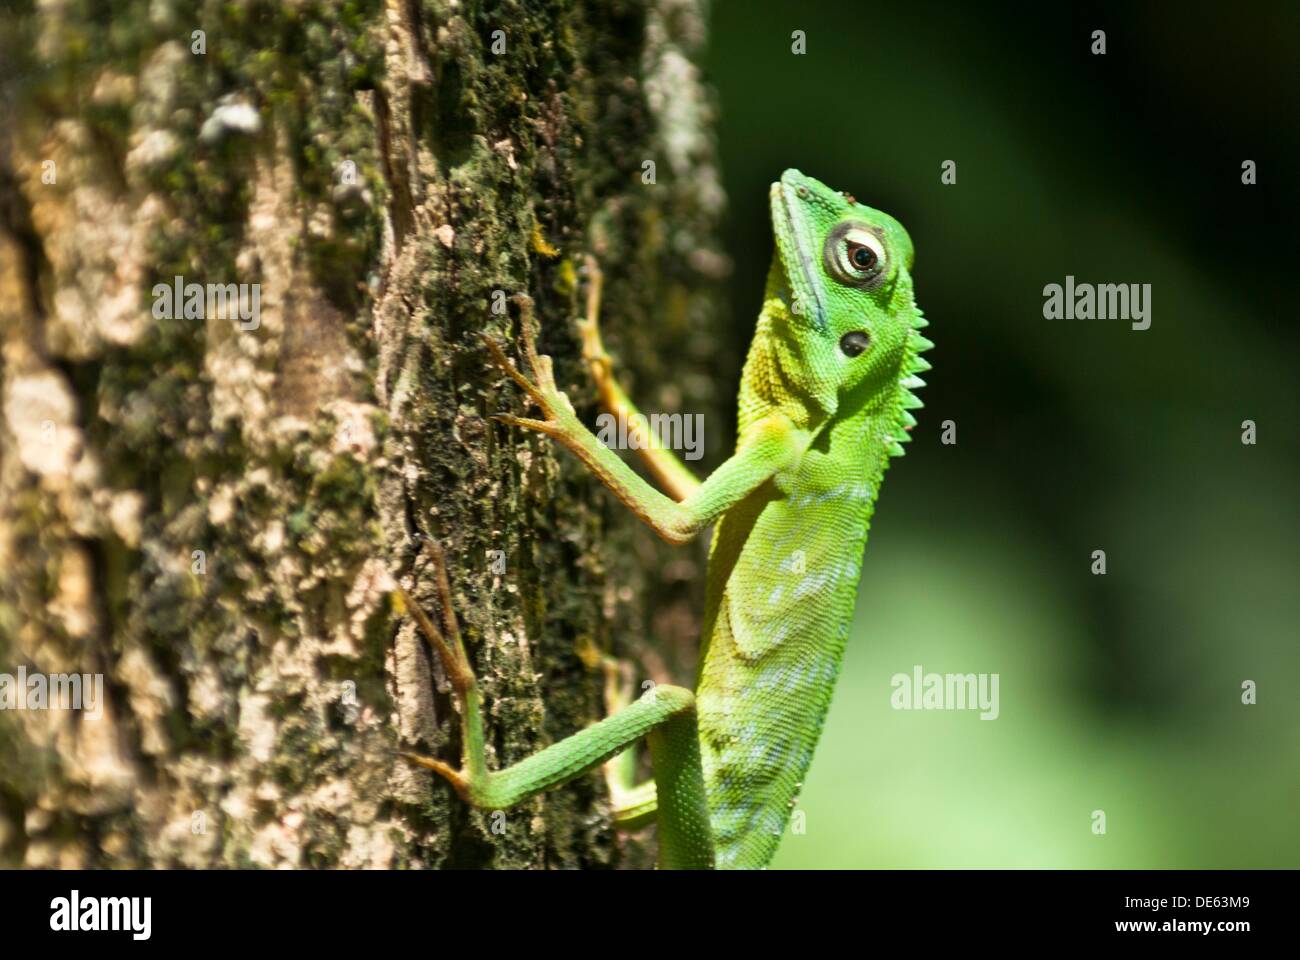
xmin=0 ymin=0 xmax=726 ymax=869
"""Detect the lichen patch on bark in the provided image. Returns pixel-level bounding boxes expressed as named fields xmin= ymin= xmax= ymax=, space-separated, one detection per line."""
xmin=1 ymin=0 xmax=725 ymax=870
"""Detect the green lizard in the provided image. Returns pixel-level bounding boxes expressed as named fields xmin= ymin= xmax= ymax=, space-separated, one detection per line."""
xmin=400 ymin=169 xmax=931 ymax=869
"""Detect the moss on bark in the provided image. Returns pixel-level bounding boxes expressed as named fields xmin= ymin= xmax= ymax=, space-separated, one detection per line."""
xmin=0 ymin=0 xmax=726 ymax=867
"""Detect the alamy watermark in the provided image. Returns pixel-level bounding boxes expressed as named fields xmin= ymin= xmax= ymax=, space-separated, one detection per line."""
xmin=0 ymin=667 xmax=103 ymax=715
xmin=890 ymin=664 xmax=999 ymax=720
xmin=595 ymin=411 xmax=704 ymax=461
xmin=50 ymin=890 xmax=151 ymax=940
xmin=1043 ymin=276 xmax=1150 ymax=330
xmin=152 ymin=275 xmax=261 ymax=330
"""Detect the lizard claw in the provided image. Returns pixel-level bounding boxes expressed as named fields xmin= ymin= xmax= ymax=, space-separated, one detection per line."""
xmin=401 ymin=751 xmax=471 ymax=800
xmin=510 ymin=294 xmax=562 ymax=395
xmin=485 ymin=294 xmax=577 ymax=433
xmin=491 ymin=413 xmax=557 ymax=435
xmin=483 ymin=333 xmax=548 ymax=407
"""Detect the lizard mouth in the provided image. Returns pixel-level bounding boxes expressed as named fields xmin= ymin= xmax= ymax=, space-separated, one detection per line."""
xmin=770 ymin=175 xmax=826 ymax=331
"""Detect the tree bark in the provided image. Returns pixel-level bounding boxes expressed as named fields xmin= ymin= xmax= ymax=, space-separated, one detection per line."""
xmin=0 ymin=0 xmax=726 ymax=869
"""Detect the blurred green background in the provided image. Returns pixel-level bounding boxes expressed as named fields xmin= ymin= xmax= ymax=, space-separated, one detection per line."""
xmin=702 ymin=1 xmax=1299 ymax=867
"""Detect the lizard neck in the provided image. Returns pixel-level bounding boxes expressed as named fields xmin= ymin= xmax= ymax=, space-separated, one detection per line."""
xmin=735 ymin=262 xmax=833 ymax=434
xmin=737 ymin=259 xmax=922 ymax=452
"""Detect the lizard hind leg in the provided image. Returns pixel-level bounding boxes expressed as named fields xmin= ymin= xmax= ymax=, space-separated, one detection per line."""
xmin=396 ymin=541 xmax=711 ymax=867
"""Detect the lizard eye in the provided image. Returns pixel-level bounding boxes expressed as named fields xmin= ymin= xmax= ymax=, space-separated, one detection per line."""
xmin=849 ymin=244 xmax=877 ymax=271
xmin=824 ymin=223 xmax=887 ymax=287
xmin=839 ymin=331 xmax=871 ymax=357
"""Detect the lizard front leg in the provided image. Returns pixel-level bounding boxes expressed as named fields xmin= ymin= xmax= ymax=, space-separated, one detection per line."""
xmin=485 ymin=295 xmax=805 ymax=545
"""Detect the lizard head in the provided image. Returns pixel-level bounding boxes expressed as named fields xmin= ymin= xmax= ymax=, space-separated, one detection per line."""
xmin=765 ymin=169 xmax=925 ymax=424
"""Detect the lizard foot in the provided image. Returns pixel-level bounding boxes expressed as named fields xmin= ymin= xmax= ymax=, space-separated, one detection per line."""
xmin=483 ymin=294 xmax=581 ymax=439
xmin=397 ymin=538 xmax=478 ymax=801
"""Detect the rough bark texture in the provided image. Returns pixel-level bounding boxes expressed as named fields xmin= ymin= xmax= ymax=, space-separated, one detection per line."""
xmin=0 ymin=0 xmax=727 ymax=868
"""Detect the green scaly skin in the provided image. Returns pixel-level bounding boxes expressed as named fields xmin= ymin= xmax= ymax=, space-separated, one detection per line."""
xmin=402 ymin=170 xmax=931 ymax=869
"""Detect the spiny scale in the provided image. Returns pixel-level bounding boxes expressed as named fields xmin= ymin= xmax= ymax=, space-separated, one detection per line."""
xmin=888 ymin=319 xmax=933 ymax=458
